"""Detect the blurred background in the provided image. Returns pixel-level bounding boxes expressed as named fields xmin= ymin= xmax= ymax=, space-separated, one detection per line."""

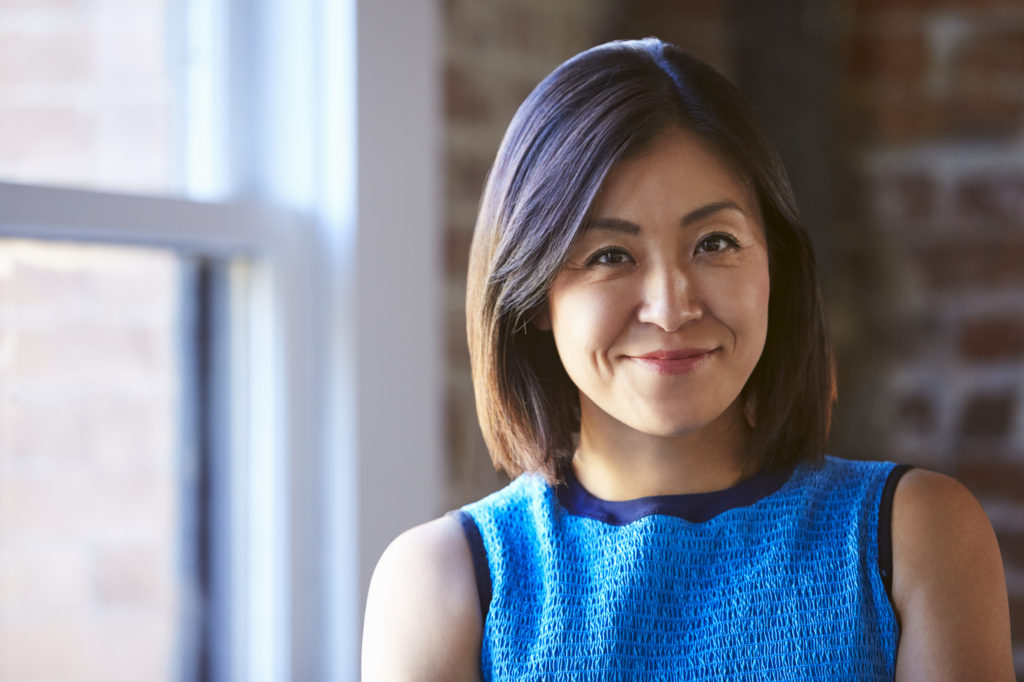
xmin=0 ymin=0 xmax=1021 ymax=680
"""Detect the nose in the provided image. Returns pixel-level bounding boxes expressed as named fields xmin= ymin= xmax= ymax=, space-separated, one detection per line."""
xmin=635 ymin=263 xmax=702 ymax=332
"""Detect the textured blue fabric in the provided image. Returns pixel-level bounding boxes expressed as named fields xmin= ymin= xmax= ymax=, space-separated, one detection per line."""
xmin=461 ymin=456 xmax=901 ymax=681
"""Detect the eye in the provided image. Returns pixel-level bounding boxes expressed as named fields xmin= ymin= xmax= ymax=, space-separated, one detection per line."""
xmin=695 ymin=232 xmax=740 ymax=254
xmin=585 ymin=246 xmax=635 ymax=267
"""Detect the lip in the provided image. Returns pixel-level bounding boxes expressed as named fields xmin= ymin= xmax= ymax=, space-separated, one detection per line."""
xmin=628 ymin=348 xmax=717 ymax=375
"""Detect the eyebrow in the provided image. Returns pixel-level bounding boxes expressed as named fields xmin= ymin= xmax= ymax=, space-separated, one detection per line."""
xmin=586 ymin=200 xmax=745 ymax=233
xmin=681 ymin=200 xmax=744 ymax=226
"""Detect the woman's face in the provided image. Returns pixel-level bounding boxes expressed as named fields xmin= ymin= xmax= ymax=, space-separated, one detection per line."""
xmin=537 ymin=126 xmax=770 ymax=444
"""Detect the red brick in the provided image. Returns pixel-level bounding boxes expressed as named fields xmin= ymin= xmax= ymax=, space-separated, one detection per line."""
xmin=0 ymin=619 xmax=95 ymax=679
xmin=0 ymin=0 xmax=80 ymax=9
xmin=0 ymin=472 xmax=174 ymax=539
xmin=870 ymin=170 xmax=936 ymax=221
xmin=895 ymin=391 xmax=935 ymax=434
xmin=959 ymin=315 xmax=1024 ymax=361
xmin=958 ymin=389 xmax=1017 ymax=437
xmin=955 ymin=175 xmax=1024 ymax=225
xmin=647 ymin=0 xmax=725 ymax=20
xmin=935 ymin=93 xmax=1024 ymax=140
xmin=942 ymin=0 xmax=1024 ymax=7
xmin=6 ymin=324 xmax=174 ymax=385
xmin=496 ymin=3 xmax=552 ymax=52
xmin=0 ymin=106 xmax=94 ymax=185
xmin=855 ymin=0 xmax=938 ymax=10
xmin=951 ymin=27 xmax=1024 ymax=80
xmin=445 ymin=62 xmax=492 ymax=122
xmin=999 ymin=529 xmax=1024 ymax=569
xmin=853 ymin=91 xmax=1024 ymax=145
xmin=0 ymin=30 xmax=95 ymax=89
xmin=449 ymin=153 xmax=492 ymax=203
xmin=84 ymin=395 xmax=176 ymax=471
xmin=599 ymin=1 xmax=730 ymax=74
xmin=845 ymin=94 xmax=938 ymax=145
xmin=446 ymin=224 xmax=474 ymax=275
xmin=1012 ymin=596 xmax=1024 ymax=644
xmin=94 ymin=545 xmax=165 ymax=606
xmin=914 ymin=240 xmax=1024 ymax=292
xmin=954 ymin=461 xmax=1024 ymax=501
xmin=0 ymin=252 xmax=88 ymax=310
xmin=1 ymin=398 xmax=88 ymax=465
xmin=0 ymin=542 xmax=92 ymax=610
xmin=446 ymin=300 xmax=470 ymax=367
xmin=846 ymin=31 xmax=928 ymax=86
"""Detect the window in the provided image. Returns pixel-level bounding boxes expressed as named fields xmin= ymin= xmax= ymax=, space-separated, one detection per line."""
xmin=0 ymin=0 xmax=179 ymax=194
xmin=0 ymin=182 xmax=292 ymax=681
xmin=0 ymin=1 xmax=443 ymax=680
xmin=0 ymin=2 xmax=201 ymax=679
xmin=0 ymin=0 xmax=288 ymax=676
xmin=0 ymin=240 xmax=189 ymax=680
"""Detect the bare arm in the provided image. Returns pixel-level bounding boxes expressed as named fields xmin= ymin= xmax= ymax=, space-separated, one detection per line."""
xmin=892 ymin=469 xmax=1014 ymax=680
xmin=362 ymin=516 xmax=483 ymax=681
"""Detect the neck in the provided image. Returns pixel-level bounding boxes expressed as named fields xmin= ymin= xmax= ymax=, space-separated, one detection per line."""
xmin=571 ymin=402 xmax=753 ymax=501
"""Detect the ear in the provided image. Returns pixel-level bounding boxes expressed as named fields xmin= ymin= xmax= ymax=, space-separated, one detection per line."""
xmin=532 ymin=303 xmax=551 ymax=331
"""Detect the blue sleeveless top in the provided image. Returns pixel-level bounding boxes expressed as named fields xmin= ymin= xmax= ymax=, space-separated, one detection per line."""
xmin=456 ymin=456 xmax=906 ymax=681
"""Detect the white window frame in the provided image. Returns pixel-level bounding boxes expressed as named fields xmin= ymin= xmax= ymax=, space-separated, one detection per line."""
xmin=0 ymin=0 xmax=443 ymax=679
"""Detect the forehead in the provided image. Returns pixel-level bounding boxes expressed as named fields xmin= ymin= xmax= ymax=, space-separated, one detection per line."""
xmin=590 ymin=126 xmax=758 ymax=221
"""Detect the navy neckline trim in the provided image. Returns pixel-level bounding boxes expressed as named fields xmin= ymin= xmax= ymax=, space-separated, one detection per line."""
xmin=555 ymin=465 xmax=795 ymax=525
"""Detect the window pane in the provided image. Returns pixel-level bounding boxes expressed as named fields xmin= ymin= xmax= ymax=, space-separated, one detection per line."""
xmin=0 ymin=2 xmax=178 ymax=194
xmin=0 ymin=239 xmax=194 ymax=681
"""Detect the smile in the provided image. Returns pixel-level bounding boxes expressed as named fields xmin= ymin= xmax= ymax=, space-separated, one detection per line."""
xmin=628 ymin=348 xmax=718 ymax=375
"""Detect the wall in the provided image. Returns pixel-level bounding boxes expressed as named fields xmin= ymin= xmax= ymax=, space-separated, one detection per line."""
xmin=0 ymin=243 xmax=183 ymax=682
xmin=841 ymin=0 xmax=1024 ymax=670
xmin=0 ymin=0 xmax=171 ymax=193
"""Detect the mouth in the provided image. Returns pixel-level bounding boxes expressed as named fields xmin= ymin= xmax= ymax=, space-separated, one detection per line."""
xmin=628 ymin=348 xmax=717 ymax=375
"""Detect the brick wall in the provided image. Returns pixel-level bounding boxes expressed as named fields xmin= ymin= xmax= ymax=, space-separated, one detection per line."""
xmin=0 ymin=241 xmax=184 ymax=681
xmin=0 ymin=1 xmax=171 ymax=192
xmin=0 ymin=2 xmax=184 ymax=680
xmin=841 ymin=0 xmax=1024 ymax=671
xmin=443 ymin=0 xmax=1023 ymax=672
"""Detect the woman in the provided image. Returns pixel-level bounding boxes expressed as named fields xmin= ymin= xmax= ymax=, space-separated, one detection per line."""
xmin=362 ymin=38 xmax=1014 ymax=680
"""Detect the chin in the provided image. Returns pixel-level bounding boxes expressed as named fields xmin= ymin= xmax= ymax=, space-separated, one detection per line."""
xmin=630 ymin=414 xmax=716 ymax=439
xmin=630 ymin=402 xmax=744 ymax=439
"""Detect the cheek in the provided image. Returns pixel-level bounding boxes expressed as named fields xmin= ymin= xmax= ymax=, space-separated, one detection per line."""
xmin=745 ymin=268 xmax=771 ymax=355
xmin=549 ymin=285 xmax=633 ymax=359
xmin=753 ymin=268 xmax=771 ymax=331
xmin=710 ymin=262 xmax=770 ymax=343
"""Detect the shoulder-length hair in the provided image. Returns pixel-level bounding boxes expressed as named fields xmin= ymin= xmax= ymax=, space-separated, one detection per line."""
xmin=466 ymin=38 xmax=834 ymax=484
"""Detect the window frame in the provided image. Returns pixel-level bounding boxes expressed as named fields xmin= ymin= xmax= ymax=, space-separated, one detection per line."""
xmin=0 ymin=181 xmax=300 ymax=681
xmin=0 ymin=0 xmax=444 ymax=679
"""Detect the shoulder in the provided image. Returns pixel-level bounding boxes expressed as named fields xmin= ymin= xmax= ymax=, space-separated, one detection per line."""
xmin=891 ymin=469 xmax=1000 ymax=589
xmin=362 ymin=515 xmax=482 ymax=681
xmin=890 ymin=469 xmax=1014 ymax=680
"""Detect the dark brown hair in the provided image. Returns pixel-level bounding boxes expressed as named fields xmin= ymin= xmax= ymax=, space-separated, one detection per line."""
xmin=466 ymin=38 xmax=834 ymax=484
